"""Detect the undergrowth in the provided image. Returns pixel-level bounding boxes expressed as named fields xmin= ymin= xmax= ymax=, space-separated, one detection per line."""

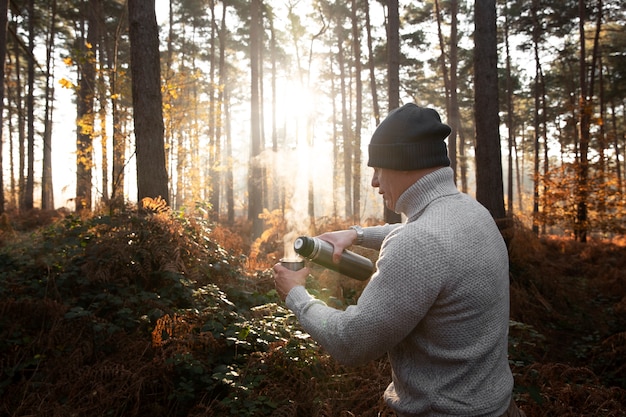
xmin=0 ymin=209 xmax=624 ymax=416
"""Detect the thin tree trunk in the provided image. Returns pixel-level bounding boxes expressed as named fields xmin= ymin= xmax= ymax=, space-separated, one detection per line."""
xmin=531 ymin=0 xmax=541 ymax=234
xmin=575 ymin=0 xmax=602 ymax=242
xmin=128 ymin=0 xmax=169 ymax=204
xmin=15 ymin=30 xmax=25 ymax=211
xmin=337 ymin=27 xmax=353 ymax=220
xmin=385 ymin=0 xmax=401 ymax=223
xmin=473 ymin=0 xmax=506 ymax=221
xmin=448 ymin=0 xmax=460 ymax=186
xmin=609 ymin=97 xmax=622 ymax=192
xmin=41 ymin=0 xmax=56 ymax=210
xmin=213 ymin=1 xmax=228 ymax=219
xmin=330 ymin=52 xmax=339 ymax=220
xmin=306 ymin=17 xmax=326 ymax=228
xmin=225 ymin=85 xmax=234 ymax=224
xmin=110 ymin=3 xmax=127 ymax=210
xmin=351 ymin=0 xmax=362 ymax=223
xmin=208 ymin=0 xmax=220 ymax=220
xmin=504 ymin=1 xmax=514 ymax=217
xmin=249 ymin=0 xmax=264 ymax=238
xmin=434 ymin=0 xmax=453 ymax=176
xmin=269 ymin=10 xmax=279 ymax=211
xmin=24 ymin=0 xmax=35 ymax=210
xmin=0 ymin=0 xmax=9 ymax=213
xmin=541 ymin=66 xmax=548 ymax=235
xmin=6 ymin=52 xmax=16 ymax=208
xmin=76 ymin=2 xmax=97 ymax=211
xmin=364 ymin=0 xmax=380 ymax=125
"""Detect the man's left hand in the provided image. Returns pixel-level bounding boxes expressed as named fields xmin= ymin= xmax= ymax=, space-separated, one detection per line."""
xmin=272 ymin=263 xmax=309 ymax=301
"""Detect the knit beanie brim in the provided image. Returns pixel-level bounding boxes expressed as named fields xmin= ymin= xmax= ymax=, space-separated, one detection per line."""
xmin=367 ymin=104 xmax=452 ymax=170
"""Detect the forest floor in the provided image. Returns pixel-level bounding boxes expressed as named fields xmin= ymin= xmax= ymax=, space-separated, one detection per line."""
xmin=0 ymin=208 xmax=625 ymax=416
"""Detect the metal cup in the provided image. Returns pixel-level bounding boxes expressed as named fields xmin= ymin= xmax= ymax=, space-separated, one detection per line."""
xmin=280 ymin=258 xmax=305 ymax=271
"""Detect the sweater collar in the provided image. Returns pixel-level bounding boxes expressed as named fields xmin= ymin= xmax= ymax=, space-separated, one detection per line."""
xmin=394 ymin=167 xmax=459 ymax=221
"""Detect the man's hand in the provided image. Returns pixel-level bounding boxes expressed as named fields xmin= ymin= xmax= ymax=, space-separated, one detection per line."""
xmin=316 ymin=229 xmax=358 ymax=263
xmin=272 ymin=263 xmax=310 ymax=301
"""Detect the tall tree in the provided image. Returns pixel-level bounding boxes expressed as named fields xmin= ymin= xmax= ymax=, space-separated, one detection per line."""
xmin=384 ymin=0 xmax=401 ymax=224
xmin=208 ymin=0 xmax=220 ymax=221
xmin=11 ymin=13 xmax=26 ymax=211
xmin=110 ymin=1 xmax=128 ymax=210
xmin=76 ymin=1 xmax=97 ymax=211
xmin=249 ymin=0 xmax=264 ymax=238
xmin=95 ymin=0 xmax=107 ymax=206
xmin=503 ymin=0 xmax=515 ymax=217
xmin=0 ymin=0 xmax=8 ymax=213
xmin=351 ymin=0 xmax=362 ymax=223
xmin=473 ymin=0 xmax=506 ymax=221
xmin=128 ymin=0 xmax=169 ymax=204
xmin=364 ymin=0 xmax=380 ymax=125
xmin=530 ymin=0 xmax=543 ymax=234
xmin=41 ymin=0 xmax=57 ymax=210
xmin=214 ymin=1 xmax=228 ymax=220
xmin=574 ymin=0 xmax=603 ymax=242
xmin=337 ymin=18 xmax=353 ymax=220
xmin=24 ymin=0 xmax=35 ymax=210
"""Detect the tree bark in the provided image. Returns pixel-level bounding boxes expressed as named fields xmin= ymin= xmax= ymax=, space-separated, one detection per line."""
xmin=24 ymin=0 xmax=35 ymax=210
xmin=473 ymin=0 xmax=506 ymax=221
xmin=575 ymin=0 xmax=597 ymax=242
xmin=351 ymin=0 xmax=362 ymax=223
xmin=110 ymin=2 xmax=127 ymax=210
xmin=40 ymin=0 xmax=57 ymax=210
xmin=531 ymin=0 xmax=541 ymax=234
xmin=75 ymin=1 xmax=96 ymax=212
xmin=337 ymin=24 xmax=353 ymax=220
xmin=0 ymin=0 xmax=8 ymax=213
xmin=364 ymin=0 xmax=380 ymax=125
xmin=504 ymin=2 xmax=514 ymax=218
xmin=249 ymin=0 xmax=264 ymax=238
xmin=385 ymin=0 xmax=401 ymax=224
xmin=128 ymin=0 xmax=169 ymax=204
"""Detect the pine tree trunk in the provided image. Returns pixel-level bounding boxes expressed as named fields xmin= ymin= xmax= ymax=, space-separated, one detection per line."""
xmin=0 ymin=0 xmax=9 ymax=213
xmin=249 ymin=0 xmax=264 ymax=238
xmin=41 ymin=0 xmax=56 ymax=210
xmin=473 ymin=0 xmax=506 ymax=221
xmin=384 ymin=0 xmax=401 ymax=224
xmin=337 ymin=25 xmax=353 ymax=220
xmin=24 ymin=0 xmax=36 ymax=210
xmin=365 ymin=1 xmax=380 ymax=125
xmin=75 ymin=1 xmax=96 ymax=212
xmin=504 ymin=3 xmax=514 ymax=218
xmin=351 ymin=0 xmax=362 ymax=223
xmin=128 ymin=0 xmax=169 ymax=205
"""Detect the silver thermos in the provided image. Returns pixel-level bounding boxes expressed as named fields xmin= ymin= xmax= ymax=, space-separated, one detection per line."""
xmin=293 ymin=236 xmax=374 ymax=281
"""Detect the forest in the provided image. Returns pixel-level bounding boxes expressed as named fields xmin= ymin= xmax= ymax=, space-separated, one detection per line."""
xmin=0 ymin=0 xmax=625 ymax=416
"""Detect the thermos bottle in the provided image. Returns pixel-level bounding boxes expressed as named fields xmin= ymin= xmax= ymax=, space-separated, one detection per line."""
xmin=293 ymin=236 xmax=374 ymax=281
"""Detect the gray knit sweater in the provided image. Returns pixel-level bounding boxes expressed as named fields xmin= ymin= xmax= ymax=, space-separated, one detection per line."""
xmin=286 ymin=167 xmax=513 ymax=416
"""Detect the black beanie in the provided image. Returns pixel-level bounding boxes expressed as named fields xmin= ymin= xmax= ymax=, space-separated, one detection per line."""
xmin=368 ymin=103 xmax=451 ymax=170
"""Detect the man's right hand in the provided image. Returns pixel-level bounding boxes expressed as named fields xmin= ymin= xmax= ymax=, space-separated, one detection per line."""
xmin=315 ymin=229 xmax=358 ymax=264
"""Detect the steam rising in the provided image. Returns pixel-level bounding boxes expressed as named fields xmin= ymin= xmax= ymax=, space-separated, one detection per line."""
xmin=253 ymin=141 xmax=335 ymax=260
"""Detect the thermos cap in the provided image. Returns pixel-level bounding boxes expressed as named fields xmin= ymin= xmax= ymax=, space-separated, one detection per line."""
xmin=294 ymin=236 xmax=318 ymax=258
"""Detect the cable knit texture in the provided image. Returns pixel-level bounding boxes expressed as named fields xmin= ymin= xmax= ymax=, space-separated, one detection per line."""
xmin=286 ymin=167 xmax=513 ymax=416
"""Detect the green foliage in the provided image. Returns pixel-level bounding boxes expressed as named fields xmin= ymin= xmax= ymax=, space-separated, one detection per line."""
xmin=508 ymin=320 xmax=547 ymax=367
xmin=0 ymin=211 xmax=299 ymax=416
xmin=1 ymin=213 xmax=625 ymax=416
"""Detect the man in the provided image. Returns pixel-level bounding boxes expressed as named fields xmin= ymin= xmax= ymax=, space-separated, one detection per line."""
xmin=273 ymin=103 xmax=525 ymax=417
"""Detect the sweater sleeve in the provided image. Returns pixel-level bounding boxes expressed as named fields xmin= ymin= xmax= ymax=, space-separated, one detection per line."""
xmin=286 ymin=226 xmax=442 ymax=366
xmin=361 ymin=223 xmax=401 ymax=250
